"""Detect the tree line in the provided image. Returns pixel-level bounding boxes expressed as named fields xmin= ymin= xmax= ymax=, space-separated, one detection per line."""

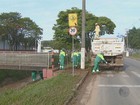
xmin=127 ymin=27 xmax=140 ymax=49
xmin=0 ymin=12 xmax=42 ymax=50
xmin=1 ymin=8 xmax=139 ymax=53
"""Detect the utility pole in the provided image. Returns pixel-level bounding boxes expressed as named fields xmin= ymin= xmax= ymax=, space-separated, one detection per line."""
xmin=125 ymin=29 xmax=129 ymax=50
xmin=37 ymin=40 xmax=41 ymax=53
xmin=126 ymin=31 xmax=129 ymax=49
xmin=81 ymin=0 xmax=86 ymax=69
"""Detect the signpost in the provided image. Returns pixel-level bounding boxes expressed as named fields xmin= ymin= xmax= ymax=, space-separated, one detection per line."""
xmin=68 ymin=26 xmax=77 ymax=76
xmin=68 ymin=13 xmax=78 ymax=76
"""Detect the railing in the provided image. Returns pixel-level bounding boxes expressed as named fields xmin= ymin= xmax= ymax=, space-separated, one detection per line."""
xmin=0 ymin=51 xmax=59 ymax=70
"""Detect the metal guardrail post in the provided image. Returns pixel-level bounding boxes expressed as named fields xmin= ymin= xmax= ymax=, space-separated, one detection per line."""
xmin=51 ymin=51 xmax=54 ymax=69
xmin=47 ymin=52 xmax=50 ymax=70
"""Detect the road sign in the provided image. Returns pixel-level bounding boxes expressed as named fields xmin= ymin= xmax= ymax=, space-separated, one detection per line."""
xmin=68 ymin=13 xmax=77 ymax=27
xmin=69 ymin=27 xmax=77 ymax=36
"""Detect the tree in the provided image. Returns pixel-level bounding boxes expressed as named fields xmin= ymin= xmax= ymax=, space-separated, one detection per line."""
xmin=0 ymin=12 xmax=43 ymax=50
xmin=41 ymin=40 xmax=54 ymax=48
xmin=128 ymin=27 xmax=140 ymax=49
xmin=52 ymin=7 xmax=116 ymax=51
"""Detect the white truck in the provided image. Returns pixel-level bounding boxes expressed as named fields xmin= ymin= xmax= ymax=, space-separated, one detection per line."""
xmin=91 ymin=34 xmax=125 ymax=70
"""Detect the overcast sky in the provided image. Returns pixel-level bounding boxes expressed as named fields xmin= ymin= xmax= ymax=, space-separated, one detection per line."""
xmin=0 ymin=0 xmax=140 ymax=40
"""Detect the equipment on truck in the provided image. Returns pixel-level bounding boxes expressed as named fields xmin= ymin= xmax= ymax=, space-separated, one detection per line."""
xmin=91 ymin=34 xmax=125 ymax=70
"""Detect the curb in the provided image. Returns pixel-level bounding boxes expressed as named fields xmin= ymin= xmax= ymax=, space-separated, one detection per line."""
xmin=64 ymin=70 xmax=89 ymax=105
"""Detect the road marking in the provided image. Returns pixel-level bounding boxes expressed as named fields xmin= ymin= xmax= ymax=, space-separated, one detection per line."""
xmin=98 ymin=84 xmax=140 ymax=88
xmin=105 ymin=72 xmax=129 ymax=78
xmin=107 ymin=74 xmax=114 ymax=77
xmin=120 ymin=72 xmax=129 ymax=78
xmin=131 ymin=71 xmax=140 ymax=78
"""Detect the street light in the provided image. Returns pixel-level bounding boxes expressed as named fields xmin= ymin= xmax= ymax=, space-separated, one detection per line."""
xmin=81 ymin=0 xmax=86 ymax=69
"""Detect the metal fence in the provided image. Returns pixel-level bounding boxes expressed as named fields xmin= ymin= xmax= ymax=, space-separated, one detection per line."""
xmin=126 ymin=48 xmax=140 ymax=56
xmin=0 ymin=51 xmax=59 ymax=70
xmin=132 ymin=49 xmax=140 ymax=54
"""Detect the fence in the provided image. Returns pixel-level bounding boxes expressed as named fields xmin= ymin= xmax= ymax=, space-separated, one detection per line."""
xmin=126 ymin=48 xmax=140 ymax=56
xmin=0 ymin=51 xmax=59 ymax=70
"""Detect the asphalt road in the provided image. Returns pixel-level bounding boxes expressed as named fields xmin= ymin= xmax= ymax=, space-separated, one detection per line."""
xmin=70 ymin=57 xmax=140 ymax=105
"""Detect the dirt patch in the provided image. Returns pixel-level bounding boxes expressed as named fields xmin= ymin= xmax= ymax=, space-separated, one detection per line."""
xmin=1 ymin=77 xmax=14 ymax=86
xmin=0 ymin=76 xmax=32 ymax=92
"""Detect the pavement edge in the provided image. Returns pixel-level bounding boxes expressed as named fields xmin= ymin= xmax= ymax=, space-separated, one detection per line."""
xmin=64 ymin=70 xmax=89 ymax=105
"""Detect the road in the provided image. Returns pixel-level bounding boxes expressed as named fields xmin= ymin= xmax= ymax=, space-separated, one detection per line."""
xmin=70 ymin=57 xmax=140 ymax=105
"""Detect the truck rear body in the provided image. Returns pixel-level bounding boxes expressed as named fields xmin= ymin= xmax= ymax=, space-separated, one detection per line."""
xmin=91 ymin=35 xmax=125 ymax=70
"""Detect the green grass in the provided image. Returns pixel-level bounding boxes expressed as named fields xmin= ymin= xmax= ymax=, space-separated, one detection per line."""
xmin=0 ymin=72 xmax=81 ymax=105
xmin=131 ymin=53 xmax=140 ymax=59
xmin=0 ymin=70 xmax=31 ymax=84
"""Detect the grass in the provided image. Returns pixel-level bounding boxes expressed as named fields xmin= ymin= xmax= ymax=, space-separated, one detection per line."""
xmin=0 ymin=70 xmax=31 ymax=85
xmin=130 ymin=53 xmax=140 ymax=59
xmin=0 ymin=72 xmax=81 ymax=105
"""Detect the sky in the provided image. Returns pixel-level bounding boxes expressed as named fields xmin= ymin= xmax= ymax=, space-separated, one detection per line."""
xmin=0 ymin=0 xmax=140 ymax=40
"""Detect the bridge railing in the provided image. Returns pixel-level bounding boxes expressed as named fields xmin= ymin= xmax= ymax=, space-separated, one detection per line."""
xmin=0 ymin=51 xmax=59 ymax=70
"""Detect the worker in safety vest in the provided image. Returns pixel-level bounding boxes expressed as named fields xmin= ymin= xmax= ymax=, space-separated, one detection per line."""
xmin=31 ymin=71 xmax=37 ymax=81
xmin=94 ymin=23 xmax=100 ymax=39
xmin=31 ymin=70 xmax=43 ymax=81
xmin=59 ymin=49 xmax=66 ymax=70
xmin=71 ymin=51 xmax=79 ymax=68
xmin=92 ymin=53 xmax=108 ymax=73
